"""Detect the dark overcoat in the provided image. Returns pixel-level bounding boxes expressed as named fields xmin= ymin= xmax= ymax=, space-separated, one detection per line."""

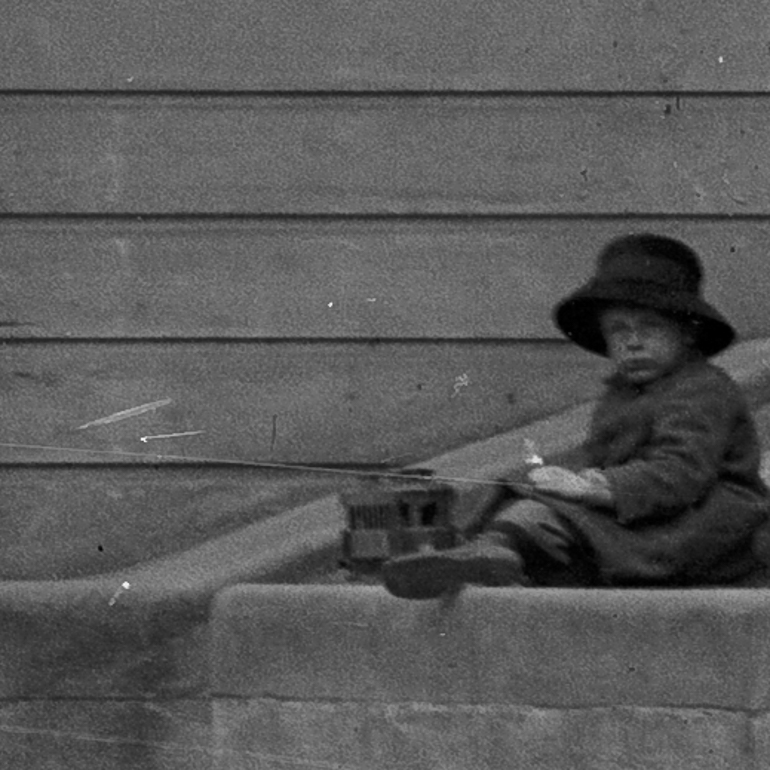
xmin=554 ymin=356 xmax=770 ymax=585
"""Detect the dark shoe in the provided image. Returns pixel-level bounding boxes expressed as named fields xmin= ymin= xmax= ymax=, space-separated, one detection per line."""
xmin=382 ymin=541 xmax=526 ymax=600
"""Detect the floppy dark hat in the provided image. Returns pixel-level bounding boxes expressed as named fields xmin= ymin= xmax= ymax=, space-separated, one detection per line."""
xmin=553 ymin=234 xmax=736 ymax=357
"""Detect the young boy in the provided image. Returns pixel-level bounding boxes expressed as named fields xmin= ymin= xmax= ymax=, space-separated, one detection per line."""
xmin=383 ymin=233 xmax=770 ymax=598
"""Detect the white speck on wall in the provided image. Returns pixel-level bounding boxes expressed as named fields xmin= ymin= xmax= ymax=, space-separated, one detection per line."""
xmin=452 ymin=373 xmax=470 ymax=398
xmin=524 ymin=438 xmax=544 ymax=467
xmin=108 ymin=581 xmax=132 ymax=606
xmin=76 ymin=398 xmax=173 ymax=430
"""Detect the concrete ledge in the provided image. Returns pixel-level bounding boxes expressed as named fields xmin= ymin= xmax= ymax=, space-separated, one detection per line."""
xmin=2 ymin=339 xmax=770 ymax=767
xmin=0 ymin=491 xmax=341 ymax=699
xmin=1 ymin=338 xmax=769 ymax=700
xmin=211 ymin=584 xmax=770 ymax=769
xmin=212 ymin=584 xmax=770 ymax=709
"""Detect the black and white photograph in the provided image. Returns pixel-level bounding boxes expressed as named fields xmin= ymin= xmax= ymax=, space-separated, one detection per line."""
xmin=2 ymin=2 xmax=770 ymax=767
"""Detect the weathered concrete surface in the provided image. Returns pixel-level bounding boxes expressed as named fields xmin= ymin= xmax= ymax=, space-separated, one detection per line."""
xmin=0 ymin=700 xmax=212 ymax=770
xmin=0 ymin=467 xmax=354 ymax=581
xmin=0 ymin=339 xmax=762 ymax=698
xmin=211 ymin=585 xmax=769 ymax=770
xmin=206 ymin=339 xmax=770 ymax=769
xmin=214 ymin=700 xmax=754 ymax=770
xmin=0 ymin=341 xmax=606 ymax=468
xmin=2 ymin=337 xmax=770 ymax=769
xmin=212 ymin=585 xmax=770 ymax=709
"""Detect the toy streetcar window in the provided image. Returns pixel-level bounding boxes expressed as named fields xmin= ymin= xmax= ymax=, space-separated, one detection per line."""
xmin=420 ymin=502 xmax=438 ymax=526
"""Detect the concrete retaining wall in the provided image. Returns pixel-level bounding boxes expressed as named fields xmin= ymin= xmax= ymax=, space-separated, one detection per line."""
xmin=212 ymin=584 xmax=770 ymax=770
xmin=206 ymin=342 xmax=770 ymax=768
xmin=1 ymin=339 xmax=770 ymax=769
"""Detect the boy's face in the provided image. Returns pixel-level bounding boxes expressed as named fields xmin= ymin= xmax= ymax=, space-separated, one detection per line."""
xmin=599 ymin=306 xmax=694 ymax=385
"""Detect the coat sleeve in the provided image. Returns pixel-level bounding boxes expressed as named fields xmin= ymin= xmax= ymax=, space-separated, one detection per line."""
xmin=602 ymin=369 xmax=738 ymax=525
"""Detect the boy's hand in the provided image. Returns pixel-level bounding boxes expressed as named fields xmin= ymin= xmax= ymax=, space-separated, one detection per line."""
xmin=528 ymin=466 xmax=615 ymax=507
xmin=528 ymin=466 xmax=592 ymax=499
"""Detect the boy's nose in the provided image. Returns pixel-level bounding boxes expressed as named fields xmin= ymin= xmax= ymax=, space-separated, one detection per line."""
xmin=626 ymin=331 xmax=644 ymax=348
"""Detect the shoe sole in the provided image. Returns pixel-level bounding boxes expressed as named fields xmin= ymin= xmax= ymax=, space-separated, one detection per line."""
xmin=382 ymin=550 xmax=524 ymax=600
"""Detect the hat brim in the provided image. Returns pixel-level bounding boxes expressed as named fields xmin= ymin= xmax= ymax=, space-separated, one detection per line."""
xmin=554 ymin=281 xmax=736 ymax=358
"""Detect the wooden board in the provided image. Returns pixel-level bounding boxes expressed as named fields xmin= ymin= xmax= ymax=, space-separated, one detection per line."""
xmin=3 ymin=0 xmax=770 ymax=91
xmin=0 ymin=341 xmax=605 ymax=466
xmin=3 ymin=95 xmax=770 ymax=214
xmin=0 ymin=466 xmax=350 ymax=580
xmin=0 ymin=340 xmax=606 ymax=579
xmin=1 ymin=218 xmax=767 ymax=339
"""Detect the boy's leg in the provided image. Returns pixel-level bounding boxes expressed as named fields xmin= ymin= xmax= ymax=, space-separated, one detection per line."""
xmin=489 ymin=500 xmax=599 ymax=587
xmin=490 ymin=500 xmax=573 ymax=564
xmin=382 ymin=499 xmax=590 ymax=599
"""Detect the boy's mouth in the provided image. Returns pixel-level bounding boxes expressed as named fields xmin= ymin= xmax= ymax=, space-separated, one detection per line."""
xmin=620 ymin=359 xmax=658 ymax=377
xmin=622 ymin=358 xmax=655 ymax=369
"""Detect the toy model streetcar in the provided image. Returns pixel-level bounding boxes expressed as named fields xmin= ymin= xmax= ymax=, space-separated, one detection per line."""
xmin=339 ymin=469 xmax=460 ymax=578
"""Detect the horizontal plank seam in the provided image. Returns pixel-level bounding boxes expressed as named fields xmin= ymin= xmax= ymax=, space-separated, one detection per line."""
xmin=0 ymin=336 xmax=569 ymax=345
xmin=4 ymin=89 xmax=770 ymax=99
xmin=4 ymin=212 xmax=770 ymax=222
xmin=0 ymin=461 xmax=447 ymax=471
